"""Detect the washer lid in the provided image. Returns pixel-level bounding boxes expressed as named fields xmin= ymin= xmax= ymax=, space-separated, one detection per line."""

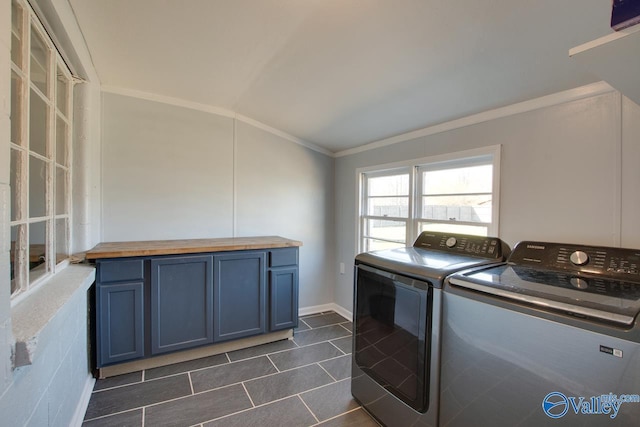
xmin=449 ymin=264 xmax=640 ymax=326
xmin=356 ymin=247 xmax=506 ymax=285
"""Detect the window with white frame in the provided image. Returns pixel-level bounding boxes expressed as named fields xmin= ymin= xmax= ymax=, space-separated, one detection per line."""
xmin=359 ymin=147 xmax=500 ymax=253
xmin=10 ymin=0 xmax=73 ymax=297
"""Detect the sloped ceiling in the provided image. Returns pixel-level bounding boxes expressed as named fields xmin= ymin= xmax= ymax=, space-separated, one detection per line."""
xmin=69 ymin=0 xmax=613 ymax=153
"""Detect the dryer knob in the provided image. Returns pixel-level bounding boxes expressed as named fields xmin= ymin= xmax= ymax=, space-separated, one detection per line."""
xmin=445 ymin=237 xmax=457 ymax=248
xmin=570 ymin=251 xmax=589 ymax=266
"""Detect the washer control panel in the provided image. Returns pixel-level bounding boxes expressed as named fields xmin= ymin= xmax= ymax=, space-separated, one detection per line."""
xmin=413 ymin=231 xmax=509 ymax=260
xmin=509 ymin=241 xmax=640 ymax=280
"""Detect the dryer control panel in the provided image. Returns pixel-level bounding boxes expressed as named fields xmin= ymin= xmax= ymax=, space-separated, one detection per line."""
xmin=413 ymin=231 xmax=510 ymax=260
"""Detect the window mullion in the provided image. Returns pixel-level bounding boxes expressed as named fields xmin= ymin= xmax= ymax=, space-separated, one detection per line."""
xmin=45 ymin=28 xmax=56 ymax=275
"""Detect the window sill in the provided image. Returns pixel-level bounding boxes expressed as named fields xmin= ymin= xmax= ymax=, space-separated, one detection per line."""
xmin=11 ymin=264 xmax=95 ymax=368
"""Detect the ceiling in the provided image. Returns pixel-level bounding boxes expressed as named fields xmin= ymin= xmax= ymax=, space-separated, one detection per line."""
xmin=69 ymin=0 xmax=613 ymax=153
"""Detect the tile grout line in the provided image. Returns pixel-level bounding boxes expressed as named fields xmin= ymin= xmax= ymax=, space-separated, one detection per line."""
xmin=310 ymin=407 xmax=367 ymax=427
xmin=141 ymin=407 xmax=145 ymax=427
xmin=296 ymin=394 xmax=320 ymax=424
xmin=327 ymin=339 xmax=347 ymax=355
xmin=188 ymin=372 xmax=195 ymax=395
xmin=241 ymin=382 xmax=256 ymax=407
xmin=316 ymin=361 xmax=338 ymax=382
xmin=265 ymin=353 xmax=281 ymax=372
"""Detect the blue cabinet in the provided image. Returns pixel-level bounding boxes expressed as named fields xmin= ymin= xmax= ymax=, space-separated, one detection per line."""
xmin=94 ymin=246 xmax=298 ymax=368
xmin=214 ymin=252 xmax=266 ymax=342
xmin=97 ymin=280 xmax=145 ymax=366
xmin=150 ymin=255 xmax=213 ymax=355
xmin=269 ymin=248 xmax=299 ymax=331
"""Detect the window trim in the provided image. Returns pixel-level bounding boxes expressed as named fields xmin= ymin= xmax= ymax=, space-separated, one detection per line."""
xmin=356 ymin=145 xmax=501 ymax=255
xmin=10 ymin=0 xmax=74 ymax=301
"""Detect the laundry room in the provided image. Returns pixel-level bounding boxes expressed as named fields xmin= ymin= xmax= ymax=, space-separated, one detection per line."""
xmin=1 ymin=1 xmax=639 ymax=426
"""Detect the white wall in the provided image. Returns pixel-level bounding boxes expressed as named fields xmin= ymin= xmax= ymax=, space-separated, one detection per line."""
xmin=334 ymin=90 xmax=640 ymax=312
xmin=101 ymin=93 xmax=335 ymax=308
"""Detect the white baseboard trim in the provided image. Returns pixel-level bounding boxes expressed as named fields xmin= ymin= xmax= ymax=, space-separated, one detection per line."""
xmin=70 ymin=373 xmax=96 ymax=427
xmin=300 ymin=303 xmax=353 ymax=321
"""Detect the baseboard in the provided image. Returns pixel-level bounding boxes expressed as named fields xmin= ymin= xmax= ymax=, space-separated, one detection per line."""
xmin=70 ymin=373 xmax=96 ymax=427
xmin=300 ymin=303 xmax=353 ymax=321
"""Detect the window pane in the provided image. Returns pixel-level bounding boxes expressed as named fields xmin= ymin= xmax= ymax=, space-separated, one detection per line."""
xmin=29 ymin=221 xmax=47 ymax=282
xmin=29 ymin=89 xmax=48 ymax=156
xmin=11 ymin=0 xmax=23 ymax=67
xmin=419 ymin=222 xmax=488 ymax=237
xmin=29 ymin=155 xmax=47 ymax=217
xmin=421 ymin=195 xmax=492 ymax=223
xmin=422 ymin=164 xmax=492 ymax=195
xmin=55 ymin=218 xmax=68 ymax=264
xmin=56 ymin=166 xmax=67 ymax=215
xmin=367 ymin=196 xmax=409 ymax=218
xmin=363 ymin=218 xmax=406 ymax=244
xmin=363 ymin=238 xmax=406 ymax=252
xmin=56 ymin=67 xmax=69 ymax=117
xmin=10 ymin=148 xmax=23 ymax=221
xmin=368 ymin=174 xmax=409 ymax=196
xmin=30 ymin=27 xmax=49 ymax=95
xmin=56 ymin=116 xmax=67 ymax=165
xmin=11 ymin=71 xmax=22 ymax=145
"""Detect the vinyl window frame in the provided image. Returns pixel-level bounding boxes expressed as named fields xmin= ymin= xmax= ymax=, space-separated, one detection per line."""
xmin=357 ymin=145 xmax=501 ymax=254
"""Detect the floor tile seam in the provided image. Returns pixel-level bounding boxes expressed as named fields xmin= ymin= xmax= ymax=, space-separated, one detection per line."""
xmin=188 ymin=371 xmax=195 ymax=395
xmin=298 ymin=318 xmax=312 ymax=329
xmin=308 ymin=406 xmax=366 ymax=427
xmin=265 ymin=354 xmax=351 ymax=377
xmin=327 ymin=339 xmax=348 ymax=355
xmin=316 ymin=361 xmax=338 ymax=382
xmin=83 ymin=407 xmax=142 ymax=423
xmin=195 ymin=392 xmax=312 ymax=425
xmin=227 ymin=341 xmax=317 ymax=364
xmin=293 ymin=332 xmax=352 ymax=347
xmin=192 ymin=360 xmax=321 ymax=395
xmin=296 ymin=393 xmax=321 ymax=424
xmin=141 ymin=407 xmax=146 ymax=427
xmin=338 ymin=323 xmax=352 ymax=333
xmin=300 ymin=322 xmax=349 ymax=332
xmin=265 ymin=353 xmax=281 ymax=372
xmin=241 ymin=382 xmax=257 ymax=407
xmin=92 ymin=368 xmax=192 ymax=393
xmin=91 ymin=379 xmax=146 ymax=394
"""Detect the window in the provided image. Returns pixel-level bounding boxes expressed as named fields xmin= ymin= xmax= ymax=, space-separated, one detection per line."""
xmin=10 ymin=0 xmax=73 ymax=297
xmin=358 ymin=146 xmax=500 ymax=253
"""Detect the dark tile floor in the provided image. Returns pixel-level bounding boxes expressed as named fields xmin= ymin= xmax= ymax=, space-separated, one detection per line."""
xmin=82 ymin=312 xmax=379 ymax=426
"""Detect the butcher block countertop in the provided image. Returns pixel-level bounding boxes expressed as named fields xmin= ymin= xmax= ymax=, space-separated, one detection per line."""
xmin=85 ymin=236 xmax=302 ymax=260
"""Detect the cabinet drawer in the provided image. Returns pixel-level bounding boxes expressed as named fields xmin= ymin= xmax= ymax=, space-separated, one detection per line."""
xmin=270 ymin=248 xmax=298 ymax=267
xmin=99 ymin=259 xmax=145 ymax=283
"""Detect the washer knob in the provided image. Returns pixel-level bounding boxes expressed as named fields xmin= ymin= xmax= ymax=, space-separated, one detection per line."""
xmin=445 ymin=237 xmax=457 ymax=248
xmin=570 ymin=251 xmax=589 ymax=266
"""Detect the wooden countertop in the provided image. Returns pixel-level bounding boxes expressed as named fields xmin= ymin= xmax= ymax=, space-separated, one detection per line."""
xmin=85 ymin=236 xmax=302 ymax=260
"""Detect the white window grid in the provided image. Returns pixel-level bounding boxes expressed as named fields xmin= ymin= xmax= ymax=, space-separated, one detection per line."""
xmin=358 ymin=146 xmax=501 ymax=254
xmin=10 ymin=0 xmax=74 ymax=297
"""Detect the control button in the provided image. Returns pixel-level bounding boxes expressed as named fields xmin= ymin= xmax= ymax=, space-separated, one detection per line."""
xmin=570 ymin=251 xmax=589 ymax=266
xmin=570 ymin=277 xmax=588 ymax=289
xmin=445 ymin=237 xmax=457 ymax=248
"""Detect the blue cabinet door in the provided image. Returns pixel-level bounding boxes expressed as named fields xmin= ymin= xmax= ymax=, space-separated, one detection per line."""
xmin=213 ymin=252 xmax=267 ymax=342
xmin=269 ymin=267 xmax=299 ymax=331
xmin=98 ymin=281 xmax=145 ymax=366
xmin=150 ymin=255 xmax=214 ymax=355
